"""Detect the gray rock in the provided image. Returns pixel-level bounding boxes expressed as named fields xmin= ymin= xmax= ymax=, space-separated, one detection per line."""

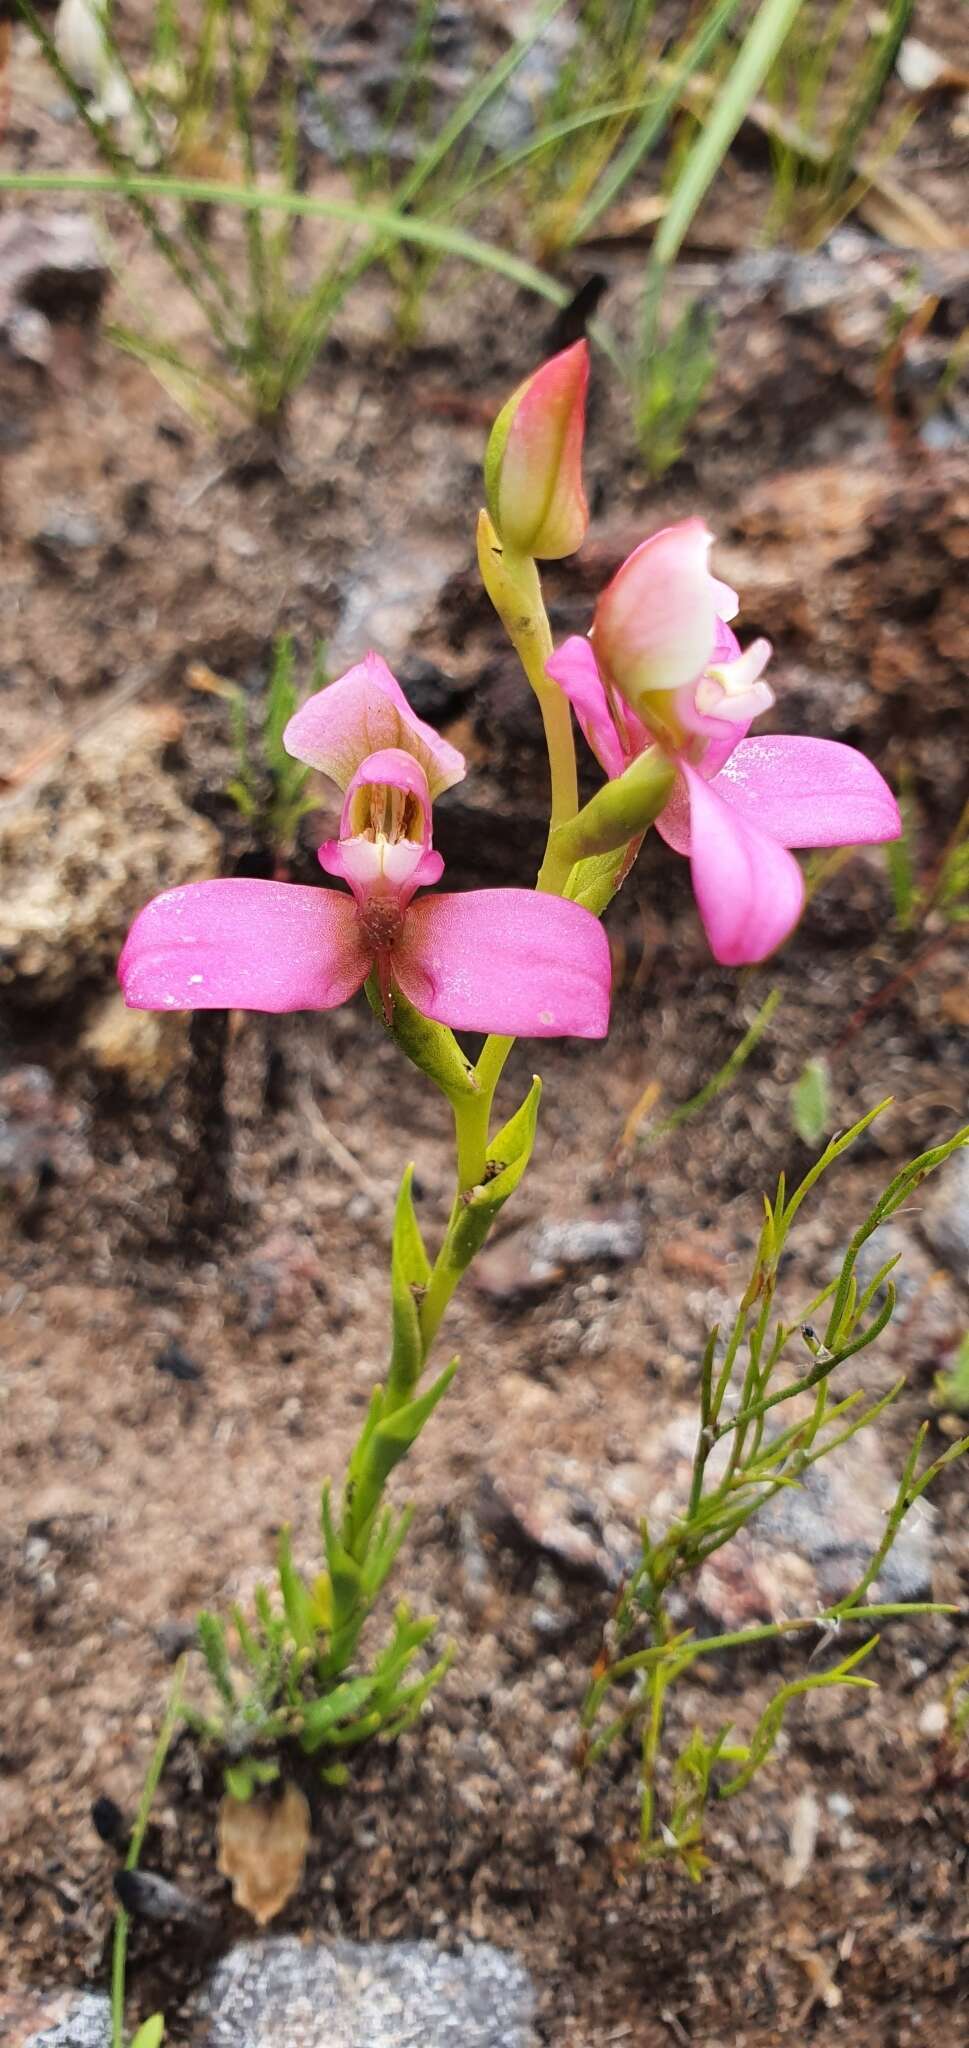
xmin=530 ymin=1211 xmax=644 ymax=1270
xmin=0 ymin=212 xmax=108 ymax=362
xmin=480 ymin=1403 xmax=935 ymax=1615
xmin=199 ymin=1937 xmax=536 ymax=2048
xmin=328 ymin=533 xmax=468 ymax=674
xmin=752 ymin=1445 xmax=935 ymax=1606
xmin=473 ymin=1206 xmax=643 ymax=1305
xmin=22 ymin=1992 xmax=111 ymax=2048
xmin=33 ymin=505 xmax=103 ymax=564
xmin=478 ymin=1462 xmax=634 ymax=1588
xmin=24 ymin=1941 xmax=537 ymax=2048
xmin=0 ymin=1065 xmax=90 ymax=1198
xmin=918 ymin=1147 xmax=969 ymax=1284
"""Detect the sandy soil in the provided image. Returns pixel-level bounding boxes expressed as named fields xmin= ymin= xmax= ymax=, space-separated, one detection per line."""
xmin=2 ymin=4 xmax=969 ymax=2042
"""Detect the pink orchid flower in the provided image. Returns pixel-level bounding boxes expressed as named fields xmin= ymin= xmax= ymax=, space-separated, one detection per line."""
xmin=120 ymin=660 xmax=611 ymax=1039
xmin=546 ymin=522 xmax=901 ymax=967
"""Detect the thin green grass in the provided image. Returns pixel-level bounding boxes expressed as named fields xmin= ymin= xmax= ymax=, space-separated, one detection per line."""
xmin=15 ymin=0 xmax=931 ymax=454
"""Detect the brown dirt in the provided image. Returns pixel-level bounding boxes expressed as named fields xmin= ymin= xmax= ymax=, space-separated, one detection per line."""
xmin=2 ymin=5 xmax=969 ymax=2044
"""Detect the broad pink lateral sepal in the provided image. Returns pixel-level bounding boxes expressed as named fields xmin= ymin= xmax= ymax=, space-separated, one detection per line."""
xmin=393 ymin=889 xmax=611 ymax=1038
xmin=119 ymin=879 xmax=370 ymax=1013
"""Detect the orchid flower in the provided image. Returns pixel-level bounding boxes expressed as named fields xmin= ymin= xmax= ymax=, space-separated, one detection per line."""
xmin=120 ymin=659 xmax=611 ymax=1038
xmin=547 ymin=521 xmax=901 ymax=966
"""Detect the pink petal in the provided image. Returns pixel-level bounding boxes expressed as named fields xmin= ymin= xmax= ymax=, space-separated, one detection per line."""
xmin=711 ymin=617 xmax=742 ymax=662
xmin=654 ymin=769 xmax=692 ymax=855
xmin=592 ymin=518 xmax=719 ymax=702
xmin=340 ymin=747 xmax=434 ymax=847
xmin=546 ymin=636 xmax=627 ymax=779
xmin=711 ymin=577 xmax=739 ymax=622
xmin=119 ymin=879 xmax=370 ymax=1013
xmin=392 ymin=889 xmax=611 ymax=1038
xmin=283 ymin=652 xmax=465 ymax=797
xmin=677 ymin=762 xmax=805 ymax=966
xmin=712 ymin=736 xmax=902 ymax=848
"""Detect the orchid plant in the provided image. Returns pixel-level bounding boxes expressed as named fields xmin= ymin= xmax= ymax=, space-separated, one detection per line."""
xmin=119 ymin=340 xmax=950 ymax=1851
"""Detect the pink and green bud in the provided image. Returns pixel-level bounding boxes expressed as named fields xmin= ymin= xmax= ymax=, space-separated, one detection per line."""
xmin=484 ymin=340 xmax=589 ymax=560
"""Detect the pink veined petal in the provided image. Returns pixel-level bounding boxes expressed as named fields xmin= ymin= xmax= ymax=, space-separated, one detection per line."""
xmin=340 ymin=747 xmax=434 ymax=848
xmin=283 ymin=651 xmax=466 ymax=797
xmin=712 ymin=736 xmax=902 ymax=848
xmin=677 ymin=762 xmax=805 ymax=966
xmin=655 ymin=729 xmax=758 ymax=857
xmin=119 ymin=879 xmax=371 ymax=1014
xmin=546 ymin=636 xmax=627 ymax=779
xmin=392 ymin=889 xmax=612 ymax=1038
xmin=592 ymin=518 xmax=719 ymax=700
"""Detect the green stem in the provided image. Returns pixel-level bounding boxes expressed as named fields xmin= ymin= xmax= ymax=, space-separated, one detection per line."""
xmin=476 ymin=511 xmax=578 ymax=864
xmin=452 ymin=1085 xmax=494 ymax=1196
xmin=418 ymin=1231 xmax=463 ymax=1355
xmin=474 ymin=1032 xmax=514 ymax=1101
xmin=470 ymin=512 xmax=584 ymax=1131
xmin=600 ymin=1603 xmax=954 ymax=1690
xmin=111 ymin=1660 xmax=186 ymax=2048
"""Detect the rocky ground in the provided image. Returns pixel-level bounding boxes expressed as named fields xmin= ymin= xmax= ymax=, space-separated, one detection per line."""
xmin=2 ymin=4 xmax=969 ymax=2044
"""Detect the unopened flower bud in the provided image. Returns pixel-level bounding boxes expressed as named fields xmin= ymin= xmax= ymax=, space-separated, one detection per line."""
xmin=484 ymin=341 xmax=589 ymax=560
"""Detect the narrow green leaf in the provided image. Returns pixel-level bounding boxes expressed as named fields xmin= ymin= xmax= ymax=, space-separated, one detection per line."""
xmin=130 ymin=2019 xmax=165 ymax=2048
xmin=277 ymin=1527 xmax=316 ymax=1649
xmin=320 ymin=1486 xmax=366 ymax=1607
xmin=353 ymin=1358 xmax=460 ymax=1535
xmin=572 ymin=0 xmax=748 ymax=241
xmin=299 ymin=1675 xmax=378 ymax=1751
xmin=0 ymin=171 xmax=571 ymax=311
xmin=197 ymin=1612 xmax=236 ymax=1708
